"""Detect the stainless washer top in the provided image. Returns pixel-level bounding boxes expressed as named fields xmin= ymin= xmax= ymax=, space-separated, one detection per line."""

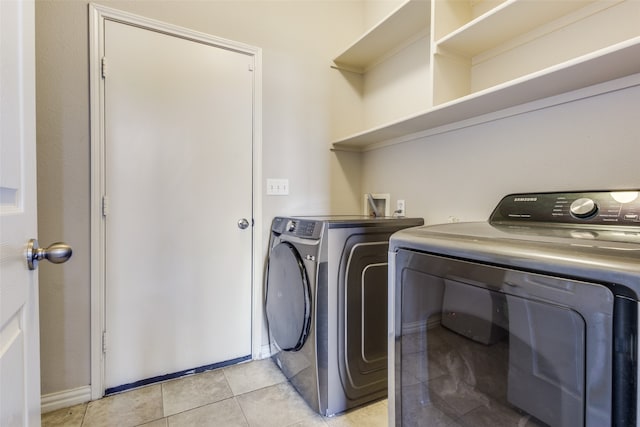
xmin=390 ymin=190 xmax=640 ymax=297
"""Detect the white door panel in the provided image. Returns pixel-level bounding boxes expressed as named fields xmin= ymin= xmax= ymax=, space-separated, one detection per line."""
xmin=0 ymin=0 xmax=40 ymax=425
xmin=103 ymin=20 xmax=253 ymax=389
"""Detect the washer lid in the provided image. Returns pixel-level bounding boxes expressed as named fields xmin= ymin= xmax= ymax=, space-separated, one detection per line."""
xmin=265 ymin=242 xmax=311 ymax=351
xmin=390 ymin=221 xmax=640 ymax=298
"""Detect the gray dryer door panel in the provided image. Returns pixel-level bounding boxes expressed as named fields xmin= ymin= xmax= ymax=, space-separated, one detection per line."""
xmin=266 ymin=241 xmax=311 ymax=351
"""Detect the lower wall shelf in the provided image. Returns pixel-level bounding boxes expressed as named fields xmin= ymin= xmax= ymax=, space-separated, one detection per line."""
xmin=332 ymin=37 xmax=640 ymax=152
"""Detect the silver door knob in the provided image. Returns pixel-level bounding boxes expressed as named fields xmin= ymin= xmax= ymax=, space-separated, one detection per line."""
xmin=237 ymin=218 xmax=250 ymax=230
xmin=26 ymin=239 xmax=72 ymax=271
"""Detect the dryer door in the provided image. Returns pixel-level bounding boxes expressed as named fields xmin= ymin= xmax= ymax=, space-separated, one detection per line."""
xmin=266 ymin=241 xmax=311 ymax=351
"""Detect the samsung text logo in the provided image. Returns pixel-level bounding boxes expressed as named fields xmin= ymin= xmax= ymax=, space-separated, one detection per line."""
xmin=513 ymin=197 xmax=537 ymax=202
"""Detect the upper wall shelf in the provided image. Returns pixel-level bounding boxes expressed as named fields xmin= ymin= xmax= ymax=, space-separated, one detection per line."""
xmin=436 ymin=0 xmax=598 ymax=56
xmin=331 ymin=0 xmax=640 ymax=151
xmin=332 ymin=38 xmax=640 ymax=150
xmin=332 ymin=0 xmax=430 ymax=73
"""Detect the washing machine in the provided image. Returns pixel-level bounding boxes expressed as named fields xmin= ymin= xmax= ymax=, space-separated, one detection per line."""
xmin=389 ymin=191 xmax=640 ymax=427
xmin=265 ymin=215 xmax=423 ymax=416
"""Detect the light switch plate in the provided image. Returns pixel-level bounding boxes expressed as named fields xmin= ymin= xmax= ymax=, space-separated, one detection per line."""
xmin=267 ymin=178 xmax=289 ymax=195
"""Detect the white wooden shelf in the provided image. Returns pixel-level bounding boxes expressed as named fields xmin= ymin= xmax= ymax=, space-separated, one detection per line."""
xmin=332 ymin=0 xmax=430 ymax=73
xmin=436 ymin=0 xmax=597 ymax=57
xmin=332 ymin=37 xmax=640 ymax=151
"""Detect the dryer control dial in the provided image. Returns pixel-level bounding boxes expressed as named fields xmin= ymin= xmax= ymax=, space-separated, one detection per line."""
xmin=286 ymin=220 xmax=296 ymax=232
xmin=570 ymin=198 xmax=598 ymax=219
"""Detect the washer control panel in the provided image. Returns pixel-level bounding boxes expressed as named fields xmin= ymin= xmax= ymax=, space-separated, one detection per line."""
xmin=490 ymin=191 xmax=640 ymax=226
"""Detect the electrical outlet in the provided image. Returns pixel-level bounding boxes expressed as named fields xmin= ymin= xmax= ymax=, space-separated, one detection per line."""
xmin=396 ymin=200 xmax=406 ymax=217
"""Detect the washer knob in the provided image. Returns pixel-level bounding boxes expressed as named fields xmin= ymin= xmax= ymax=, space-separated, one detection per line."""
xmin=570 ymin=198 xmax=598 ymax=218
xmin=286 ymin=220 xmax=296 ymax=232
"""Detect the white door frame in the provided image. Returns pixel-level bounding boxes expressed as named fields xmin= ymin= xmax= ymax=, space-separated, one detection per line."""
xmin=88 ymin=3 xmax=263 ymax=400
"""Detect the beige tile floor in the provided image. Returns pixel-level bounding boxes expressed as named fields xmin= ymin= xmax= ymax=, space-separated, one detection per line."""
xmin=42 ymin=359 xmax=388 ymax=427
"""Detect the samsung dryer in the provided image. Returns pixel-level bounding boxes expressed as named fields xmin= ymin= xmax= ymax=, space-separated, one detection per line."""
xmin=265 ymin=215 xmax=423 ymax=416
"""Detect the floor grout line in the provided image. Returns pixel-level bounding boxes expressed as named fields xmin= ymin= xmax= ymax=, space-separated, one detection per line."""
xmin=78 ymin=403 xmax=89 ymax=427
xmin=232 ymin=395 xmax=252 ymax=427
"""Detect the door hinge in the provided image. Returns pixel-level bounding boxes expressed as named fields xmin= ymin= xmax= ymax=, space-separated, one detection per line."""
xmin=102 ymin=331 xmax=107 ymax=354
xmin=102 ymin=195 xmax=109 ymax=217
xmin=101 ymin=57 xmax=108 ymax=78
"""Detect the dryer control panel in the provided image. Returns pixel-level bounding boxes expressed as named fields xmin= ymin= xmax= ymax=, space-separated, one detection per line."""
xmin=272 ymin=217 xmax=322 ymax=239
xmin=490 ymin=190 xmax=640 ymax=226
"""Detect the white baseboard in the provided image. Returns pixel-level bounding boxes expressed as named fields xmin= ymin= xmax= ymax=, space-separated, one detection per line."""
xmin=259 ymin=343 xmax=272 ymax=359
xmin=41 ymin=385 xmax=92 ymax=414
xmin=401 ymin=317 xmax=441 ymax=335
xmin=401 ymin=320 xmax=428 ymax=335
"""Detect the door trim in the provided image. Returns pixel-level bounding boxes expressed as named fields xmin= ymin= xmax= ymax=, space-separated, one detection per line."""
xmin=88 ymin=3 xmax=263 ymax=400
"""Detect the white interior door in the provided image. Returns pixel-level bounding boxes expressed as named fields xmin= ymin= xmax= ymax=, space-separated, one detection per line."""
xmin=102 ymin=19 xmax=254 ymax=390
xmin=0 ymin=0 xmax=40 ymax=425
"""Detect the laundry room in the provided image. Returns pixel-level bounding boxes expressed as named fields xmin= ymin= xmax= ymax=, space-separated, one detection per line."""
xmin=13 ymin=0 xmax=640 ymax=425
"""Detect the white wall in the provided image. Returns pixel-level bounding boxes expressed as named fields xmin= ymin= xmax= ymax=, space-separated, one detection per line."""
xmin=362 ymin=81 xmax=640 ymax=224
xmin=35 ymin=0 xmax=364 ymax=396
xmin=364 ymin=0 xmax=404 ymax=28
